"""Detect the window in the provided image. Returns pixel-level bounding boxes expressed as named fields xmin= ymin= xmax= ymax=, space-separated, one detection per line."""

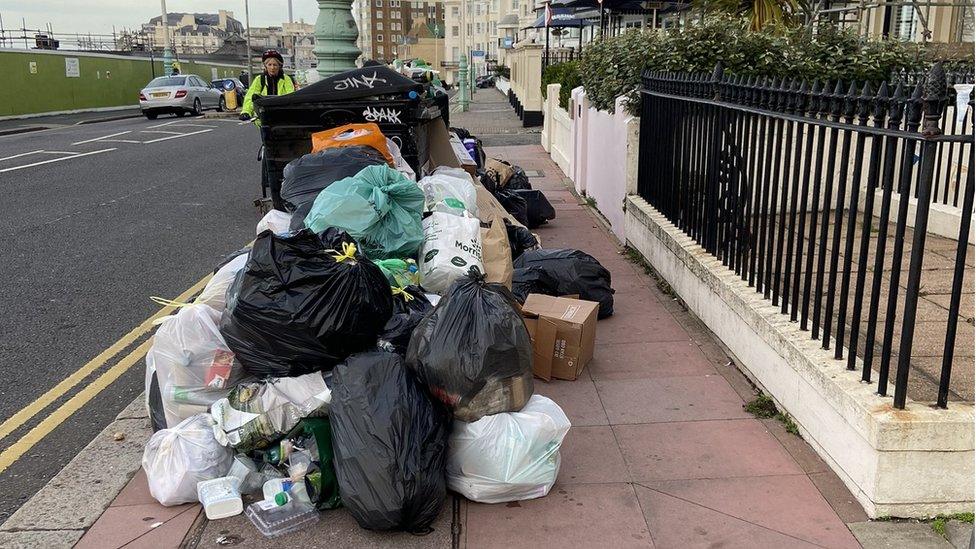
xmin=429 ymin=6 xmax=436 ymax=16
xmin=377 ymin=33 xmax=384 ymax=41
xmin=376 ymin=0 xmax=382 ymax=5
xmin=377 ymin=21 xmax=384 ymax=30
xmin=375 ymin=10 xmax=382 ymax=18
xmin=476 ymin=22 xmax=482 ymax=34
xmin=452 ymin=6 xmax=459 ymax=16
xmin=475 ymin=4 xmax=481 ymax=16
xmin=891 ymin=5 xmax=918 ymax=40
xmin=452 ymin=25 xmax=459 ymax=36
xmin=378 ymin=45 xmax=384 ymax=54
xmin=452 ymin=46 xmax=459 ymax=60
xmin=467 ymin=23 xmax=472 ymax=34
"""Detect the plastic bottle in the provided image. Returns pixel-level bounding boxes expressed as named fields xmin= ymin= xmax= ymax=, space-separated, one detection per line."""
xmin=262 ymin=477 xmax=311 ymax=505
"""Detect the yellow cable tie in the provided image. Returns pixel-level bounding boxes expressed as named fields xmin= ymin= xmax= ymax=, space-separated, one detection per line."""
xmin=391 ymin=286 xmax=414 ymax=301
xmin=327 ymin=242 xmax=358 ymax=264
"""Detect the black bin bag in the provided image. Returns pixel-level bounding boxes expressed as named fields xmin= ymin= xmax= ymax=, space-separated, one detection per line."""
xmin=511 ymin=266 xmax=560 ymax=303
xmin=280 ymin=146 xmax=388 ymax=213
xmin=377 ymin=285 xmax=433 ymax=355
xmin=406 ymin=269 xmax=534 ymax=422
xmin=220 ymin=228 xmax=394 ymax=377
xmin=513 ymin=189 xmax=556 ymax=228
xmin=494 ymin=188 xmax=529 ymax=227
xmin=330 ymin=352 xmax=449 ymax=532
xmin=504 ymin=219 xmax=538 ymax=260
xmin=514 ymin=249 xmax=615 ymax=319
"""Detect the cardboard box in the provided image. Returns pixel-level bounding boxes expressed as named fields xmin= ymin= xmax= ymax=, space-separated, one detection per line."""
xmin=423 ymin=121 xmax=478 ymax=177
xmin=521 ymin=294 xmax=599 ymax=381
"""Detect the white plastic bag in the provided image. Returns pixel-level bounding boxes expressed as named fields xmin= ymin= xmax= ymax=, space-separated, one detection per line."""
xmin=145 ymin=304 xmax=246 ymax=430
xmin=211 ymin=372 xmax=332 ymax=451
xmin=195 ymin=252 xmax=248 ymax=311
xmin=420 ymin=168 xmax=479 ymax=217
xmin=447 ymin=395 xmax=571 ymax=504
xmin=143 ymin=413 xmax=234 ymax=506
xmin=387 ymin=137 xmax=416 ymax=181
xmin=418 ymin=212 xmax=484 ymax=294
xmin=255 ymin=210 xmax=293 ymax=235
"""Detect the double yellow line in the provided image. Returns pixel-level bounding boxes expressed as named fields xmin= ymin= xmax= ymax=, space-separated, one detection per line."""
xmin=0 ymin=273 xmax=213 ymax=474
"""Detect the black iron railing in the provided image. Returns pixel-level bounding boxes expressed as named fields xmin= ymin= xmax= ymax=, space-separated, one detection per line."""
xmin=637 ymin=63 xmax=974 ymax=409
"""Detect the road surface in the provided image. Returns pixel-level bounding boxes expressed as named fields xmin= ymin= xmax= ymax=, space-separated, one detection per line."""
xmin=0 ymin=114 xmax=261 ymax=523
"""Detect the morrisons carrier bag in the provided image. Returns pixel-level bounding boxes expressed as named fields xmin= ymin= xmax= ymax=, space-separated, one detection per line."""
xmin=418 ymin=212 xmax=484 ymax=294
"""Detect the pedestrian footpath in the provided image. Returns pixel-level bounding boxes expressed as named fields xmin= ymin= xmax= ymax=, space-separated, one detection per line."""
xmin=64 ymin=93 xmax=862 ymax=549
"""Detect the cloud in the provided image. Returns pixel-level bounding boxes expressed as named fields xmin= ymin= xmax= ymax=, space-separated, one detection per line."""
xmin=3 ymin=1 xmax=322 ymax=37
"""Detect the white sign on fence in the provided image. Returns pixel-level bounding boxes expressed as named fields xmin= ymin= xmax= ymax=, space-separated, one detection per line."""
xmin=65 ymin=58 xmax=80 ymax=77
xmin=211 ymin=67 xmax=219 ymax=80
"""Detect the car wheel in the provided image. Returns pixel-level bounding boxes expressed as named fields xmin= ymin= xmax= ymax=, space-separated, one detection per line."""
xmin=191 ymin=98 xmax=202 ymax=116
xmin=144 ymin=112 xmax=158 ymax=120
xmin=175 ymin=111 xmax=186 ymax=117
xmin=217 ymin=96 xmax=226 ymax=112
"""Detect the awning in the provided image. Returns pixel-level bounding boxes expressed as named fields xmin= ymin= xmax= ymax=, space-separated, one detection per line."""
xmin=256 ymin=66 xmax=422 ymax=106
xmin=523 ymin=8 xmax=591 ymax=29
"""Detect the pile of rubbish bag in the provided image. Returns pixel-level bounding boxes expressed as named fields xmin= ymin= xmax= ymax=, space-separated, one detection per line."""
xmin=141 ymin=97 xmax=618 ymax=539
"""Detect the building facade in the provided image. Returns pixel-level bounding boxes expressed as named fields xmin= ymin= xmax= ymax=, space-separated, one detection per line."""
xmin=142 ymin=10 xmax=244 ymax=55
xmin=356 ymin=0 xmax=445 ymax=64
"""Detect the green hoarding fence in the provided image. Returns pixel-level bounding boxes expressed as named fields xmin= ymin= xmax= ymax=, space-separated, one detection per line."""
xmin=1 ymin=49 xmax=246 ymax=117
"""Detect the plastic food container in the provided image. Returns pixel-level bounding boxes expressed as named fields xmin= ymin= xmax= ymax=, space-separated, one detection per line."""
xmin=196 ymin=477 xmax=243 ymax=520
xmin=245 ymin=498 xmax=319 ymax=538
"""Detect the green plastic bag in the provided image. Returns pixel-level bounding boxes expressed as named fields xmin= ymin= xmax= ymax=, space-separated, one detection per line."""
xmin=374 ymin=258 xmax=421 ymax=287
xmin=305 ymin=165 xmax=425 ymax=260
xmin=290 ymin=417 xmax=341 ymax=510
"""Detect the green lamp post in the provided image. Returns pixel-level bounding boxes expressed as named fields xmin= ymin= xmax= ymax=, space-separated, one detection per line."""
xmin=314 ymin=0 xmax=362 ymax=77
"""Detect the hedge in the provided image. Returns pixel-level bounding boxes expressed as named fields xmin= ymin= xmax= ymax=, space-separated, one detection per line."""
xmin=542 ymin=61 xmax=581 ymax=110
xmin=580 ymin=17 xmax=929 ymax=116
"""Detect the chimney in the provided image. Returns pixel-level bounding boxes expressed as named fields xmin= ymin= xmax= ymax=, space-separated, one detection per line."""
xmin=288 ymin=0 xmax=294 ymax=23
xmin=218 ymin=9 xmax=228 ymax=29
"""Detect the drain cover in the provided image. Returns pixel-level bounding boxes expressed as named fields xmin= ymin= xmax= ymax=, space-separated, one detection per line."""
xmin=523 ymin=170 xmax=544 ymax=177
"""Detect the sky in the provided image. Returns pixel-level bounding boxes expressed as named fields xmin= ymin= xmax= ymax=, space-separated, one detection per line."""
xmin=1 ymin=1 xmax=320 ymax=37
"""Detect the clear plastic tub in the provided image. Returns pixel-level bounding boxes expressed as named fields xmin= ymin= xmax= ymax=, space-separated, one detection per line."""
xmin=245 ymin=498 xmax=319 ymax=538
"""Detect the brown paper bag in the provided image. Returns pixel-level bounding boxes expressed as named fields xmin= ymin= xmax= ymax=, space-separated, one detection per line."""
xmin=480 ymin=218 xmax=513 ymax=288
xmin=484 ymin=158 xmax=515 ymax=188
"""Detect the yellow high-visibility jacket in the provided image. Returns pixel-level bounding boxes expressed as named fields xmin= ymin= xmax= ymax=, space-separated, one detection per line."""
xmin=241 ymin=72 xmax=296 ymax=119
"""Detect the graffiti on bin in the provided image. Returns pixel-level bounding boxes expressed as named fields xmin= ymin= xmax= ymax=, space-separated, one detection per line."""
xmin=333 ymin=72 xmax=388 ymax=91
xmin=362 ymin=106 xmax=404 ymax=124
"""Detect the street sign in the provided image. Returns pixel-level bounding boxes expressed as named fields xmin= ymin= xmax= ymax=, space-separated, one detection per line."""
xmin=65 ymin=58 xmax=80 ymax=78
xmin=470 ymin=50 xmax=485 ymax=57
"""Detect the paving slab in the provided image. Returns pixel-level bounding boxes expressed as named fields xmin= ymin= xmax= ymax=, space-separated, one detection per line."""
xmin=849 ymin=521 xmax=956 ymax=549
xmin=596 ymin=376 xmax=750 ymax=424
xmin=614 ymin=419 xmax=802 ymax=481
xmin=464 ymin=483 xmax=653 ymax=549
xmin=589 ymin=341 xmax=718 ymax=380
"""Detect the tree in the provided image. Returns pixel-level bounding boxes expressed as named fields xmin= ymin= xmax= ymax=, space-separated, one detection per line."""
xmin=700 ymin=0 xmax=800 ymax=31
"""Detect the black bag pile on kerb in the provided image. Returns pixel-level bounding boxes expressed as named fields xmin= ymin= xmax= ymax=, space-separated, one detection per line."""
xmin=407 ymin=269 xmax=533 ymax=422
xmin=513 ymin=248 xmax=615 ymax=319
xmin=220 ymin=228 xmax=393 ymax=377
xmin=330 ymin=352 xmax=450 ymax=532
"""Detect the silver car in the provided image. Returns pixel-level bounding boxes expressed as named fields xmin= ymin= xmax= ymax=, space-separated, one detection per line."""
xmin=139 ymin=75 xmax=223 ymax=119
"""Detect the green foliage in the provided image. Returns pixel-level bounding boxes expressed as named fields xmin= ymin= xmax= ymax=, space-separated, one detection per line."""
xmin=744 ymin=394 xmax=778 ymax=418
xmin=542 ymin=61 xmax=581 ymax=110
xmin=493 ymin=65 xmax=511 ymax=78
xmin=580 ymin=17 xmax=921 ymax=116
xmin=745 ymin=394 xmax=800 ymax=436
